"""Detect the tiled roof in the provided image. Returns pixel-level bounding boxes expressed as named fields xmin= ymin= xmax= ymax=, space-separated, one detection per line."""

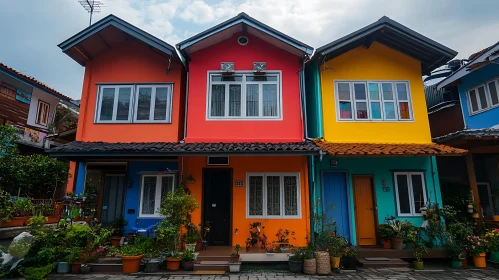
xmin=49 ymin=141 xmax=320 ymax=156
xmin=468 ymin=46 xmax=493 ymax=61
xmin=314 ymin=139 xmax=467 ymax=156
xmin=433 ymin=128 xmax=499 ymax=143
xmin=0 ymin=63 xmax=73 ymax=102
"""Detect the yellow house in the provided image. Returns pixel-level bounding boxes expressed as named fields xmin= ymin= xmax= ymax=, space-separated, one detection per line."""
xmin=304 ymin=17 xmax=465 ymax=250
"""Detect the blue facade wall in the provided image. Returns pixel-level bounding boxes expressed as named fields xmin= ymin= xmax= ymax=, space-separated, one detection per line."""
xmin=313 ymin=155 xmax=442 ymax=245
xmin=75 ymin=162 xmax=86 ymax=195
xmin=123 ymin=161 xmax=179 ymax=233
xmin=458 ymin=63 xmax=499 ymax=129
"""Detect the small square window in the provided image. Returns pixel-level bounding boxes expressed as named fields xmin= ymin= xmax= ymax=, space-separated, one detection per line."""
xmin=207 ymin=156 xmax=229 ymax=165
xmin=35 ymin=100 xmax=50 ymax=127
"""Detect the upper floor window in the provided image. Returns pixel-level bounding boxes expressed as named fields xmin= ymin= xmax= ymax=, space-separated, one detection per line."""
xmin=95 ymin=84 xmax=172 ymax=123
xmin=336 ymin=81 xmax=413 ymax=121
xmin=35 ymin=100 xmax=50 ymax=127
xmin=208 ymin=72 xmax=281 ymax=120
xmin=467 ymin=77 xmax=499 ymax=115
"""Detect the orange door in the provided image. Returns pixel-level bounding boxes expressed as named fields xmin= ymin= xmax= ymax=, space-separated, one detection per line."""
xmin=353 ymin=176 xmax=377 ymax=246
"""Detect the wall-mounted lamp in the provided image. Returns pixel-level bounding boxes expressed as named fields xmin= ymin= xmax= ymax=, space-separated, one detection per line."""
xmin=187 ymin=174 xmax=196 ymax=184
xmin=235 ymin=228 xmax=238 ymax=235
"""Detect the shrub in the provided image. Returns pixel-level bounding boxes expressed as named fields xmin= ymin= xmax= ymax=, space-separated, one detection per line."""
xmin=182 ymin=249 xmax=195 ymax=262
xmin=288 ymin=247 xmax=307 ymax=261
xmin=23 ymin=263 xmax=57 ymax=280
xmin=485 ymin=229 xmax=499 ymax=252
xmin=111 ymin=217 xmax=128 ymax=236
xmin=28 ymin=215 xmax=47 ymax=235
xmin=120 ymin=244 xmax=143 ymax=257
xmin=377 ymin=224 xmax=396 ymax=239
xmin=465 ymin=235 xmax=489 ymax=255
xmin=0 ymin=190 xmax=13 ymax=222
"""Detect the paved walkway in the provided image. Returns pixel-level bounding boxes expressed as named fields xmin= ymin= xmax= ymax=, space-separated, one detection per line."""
xmin=47 ymin=267 xmax=499 ymax=279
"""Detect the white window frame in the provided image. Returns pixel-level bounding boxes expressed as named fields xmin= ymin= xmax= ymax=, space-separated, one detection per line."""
xmin=394 ymin=172 xmax=427 ymax=217
xmin=207 ymin=156 xmax=230 ymax=166
xmin=246 ymin=172 xmax=301 ymax=219
xmin=95 ymin=84 xmax=173 ymax=124
xmin=35 ymin=100 xmax=50 ymax=127
xmin=467 ymin=77 xmax=499 ymax=115
xmin=138 ymin=174 xmax=175 ymax=218
xmin=335 ymin=80 xmax=414 ymax=122
xmin=206 ymin=71 xmax=282 ymax=120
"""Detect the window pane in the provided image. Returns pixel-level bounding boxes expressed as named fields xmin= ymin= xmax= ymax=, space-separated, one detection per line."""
xmin=141 ymin=176 xmax=157 ymax=215
xmin=369 ymin=83 xmax=380 ymax=100
xmin=249 ymin=176 xmax=263 ymax=216
xmin=247 ymin=76 xmax=277 ymax=82
xmin=284 ymin=176 xmax=298 ymax=216
xmin=116 ymin=88 xmax=131 ymax=121
xmin=263 ymin=84 xmax=278 ymax=116
xmin=382 ymin=83 xmax=394 ymax=100
xmin=212 ymin=75 xmax=242 ymax=82
xmin=371 ymin=102 xmax=382 ymax=119
xmin=469 ymin=90 xmax=479 ymax=112
xmin=266 ymin=176 xmax=281 ymax=216
xmin=338 ymin=83 xmax=350 ymax=100
xmin=478 ymin=86 xmax=488 ymax=109
xmin=211 ymin=85 xmax=225 ymax=117
xmin=488 ymin=81 xmax=499 ymax=105
xmin=396 ymin=174 xmax=411 ymax=214
xmin=161 ymin=176 xmax=174 ymax=203
xmin=478 ymin=184 xmax=492 ymax=216
xmin=355 ymin=102 xmax=368 ymax=119
xmin=100 ymin=88 xmax=115 ymax=121
xmin=137 ymin=87 xmax=152 ymax=120
xmin=339 ymin=101 xmax=352 ymax=119
xmin=154 ymin=87 xmax=169 ymax=121
xmin=411 ymin=174 xmax=424 ymax=214
xmin=399 ymin=102 xmax=410 ymax=119
xmin=396 ymin=83 xmax=408 ymax=100
xmin=354 ymin=83 xmax=366 ymax=100
xmin=228 ymin=85 xmax=241 ymax=116
xmin=246 ymin=84 xmax=259 ymax=117
xmin=384 ymin=102 xmax=396 ymax=119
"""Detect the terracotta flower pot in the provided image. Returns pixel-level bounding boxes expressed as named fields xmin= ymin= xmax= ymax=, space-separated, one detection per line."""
xmin=71 ymin=262 xmax=82 ymax=274
xmin=382 ymin=239 xmax=392 ymax=249
xmin=493 ymin=216 xmax=499 ymax=222
xmin=473 ymin=253 xmax=486 ymax=268
xmin=46 ymin=216 xmax=60 ymax=224
xmin=111 ymin=236 xmax=121 ymax=247
xmin=166 ymin=257 xmax=182 ymax=271
xmin=392 ymin=237 xmax=404 ymax=250
xmin=121 ymin=255 xmax=143 ymax=273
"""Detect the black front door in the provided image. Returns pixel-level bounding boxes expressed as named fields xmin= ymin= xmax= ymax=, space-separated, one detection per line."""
xmin=203 ymin=168 xmax=232 ymax=246
xmin=101 ymin=174 xmax=127 ymax=227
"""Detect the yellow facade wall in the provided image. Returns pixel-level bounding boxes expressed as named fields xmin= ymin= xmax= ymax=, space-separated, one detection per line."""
xmin=320 ymin=42 xmax=432 ymax=144
xmin=181 ymin=156 xmax=310 ymax=247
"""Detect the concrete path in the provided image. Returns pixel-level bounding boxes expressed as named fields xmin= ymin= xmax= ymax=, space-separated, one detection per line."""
xmin=46 ymin=267 xmax=499 ymax=279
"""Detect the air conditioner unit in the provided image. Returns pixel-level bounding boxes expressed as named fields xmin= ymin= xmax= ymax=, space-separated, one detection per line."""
xmin=253 ymin=62 xmax=266 ymax=73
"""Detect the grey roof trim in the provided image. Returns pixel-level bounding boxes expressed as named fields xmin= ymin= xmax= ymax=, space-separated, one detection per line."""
xmin=433 ymin=128 xmax=499 ymax=143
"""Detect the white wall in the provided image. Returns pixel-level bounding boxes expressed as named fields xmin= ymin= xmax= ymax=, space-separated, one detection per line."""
xmin=27 ymin=87 xmax=60 ymax=130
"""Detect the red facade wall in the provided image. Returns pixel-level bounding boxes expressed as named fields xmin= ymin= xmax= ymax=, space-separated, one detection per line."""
xmin=76 ymin=39 xmax=185 ymax=143
xmin=185 ymin=32 xmax=304 ymax=143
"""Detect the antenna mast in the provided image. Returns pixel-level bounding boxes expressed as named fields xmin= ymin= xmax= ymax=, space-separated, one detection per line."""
xmin=79 ymin=0 xmax=104 ymax=26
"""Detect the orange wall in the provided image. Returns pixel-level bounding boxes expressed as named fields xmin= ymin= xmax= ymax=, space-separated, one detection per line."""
xmin=76 ymin=39 xmax=185 ymax=143
xmin=181 ymin=156 xmax=310 ymax=246
xmin=185 ymin=32 xmax=304 ymax=143
xmin=66 ymin=161 xmax=76 ymax=193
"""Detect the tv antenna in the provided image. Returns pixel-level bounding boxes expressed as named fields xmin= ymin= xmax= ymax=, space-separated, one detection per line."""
xmin=79 ymin=0 xmax=104 ymax=26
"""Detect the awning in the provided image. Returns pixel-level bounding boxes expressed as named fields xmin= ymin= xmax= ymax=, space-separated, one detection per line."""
xmin=48 ymin=140 xmax=320 ymax=159
xmin=314 ymin=139 xmax=467 ymax=157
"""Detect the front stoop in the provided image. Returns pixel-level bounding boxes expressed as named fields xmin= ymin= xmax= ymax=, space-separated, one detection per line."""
xmin=358 ymin=257 xmax=409 ymax=268
xmin=194 ymin=260 xmax=230 ymax=272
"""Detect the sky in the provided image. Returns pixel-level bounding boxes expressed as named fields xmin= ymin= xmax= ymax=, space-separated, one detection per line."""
xmin=0 ymin=0 xmax=498 ymax=100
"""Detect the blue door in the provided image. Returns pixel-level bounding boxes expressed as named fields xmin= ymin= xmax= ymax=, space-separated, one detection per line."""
xmin=322 ymin=171 xmax=350 ymax=242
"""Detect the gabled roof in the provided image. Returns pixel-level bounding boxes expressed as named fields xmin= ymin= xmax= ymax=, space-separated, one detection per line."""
xmin=58 ymin=14 xmax=180 ymax=66
xmin=437 ymin=41 xmax=499 ymax=90
xmin=176 ymin=12 xmax=313 ymax=59
xmin=0 ymin=62 xmax=74 ymax=104
xmin=315 ymin=16 xmax=458 ymax=75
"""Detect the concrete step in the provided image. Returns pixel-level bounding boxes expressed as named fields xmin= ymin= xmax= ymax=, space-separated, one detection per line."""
xmin=194 ymin=260 xmax=230 ymax=272
xmin=358 ymin=258 xmax=409 ymax=268
xmin=196 ymin=255 xmax=237 ymax=262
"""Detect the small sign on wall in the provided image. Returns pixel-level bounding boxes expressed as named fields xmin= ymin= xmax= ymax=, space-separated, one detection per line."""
xmin=330 ymin=159 xmax=338 ymax=168
xmin=235 ymin=180 xmax=244 ymax=187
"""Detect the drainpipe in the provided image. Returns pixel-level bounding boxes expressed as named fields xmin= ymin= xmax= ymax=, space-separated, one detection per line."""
xmin=182 ymin=71 xmax=189 ymax=142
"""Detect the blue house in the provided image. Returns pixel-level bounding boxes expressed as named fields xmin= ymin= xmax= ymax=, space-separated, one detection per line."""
xmin=433 ymin=41 xmax=499 ymax=219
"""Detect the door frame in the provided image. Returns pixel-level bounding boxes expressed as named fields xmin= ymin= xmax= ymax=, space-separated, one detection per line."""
xmin=320 ymin=170 xmax=353 ymax=242
xmin=201 ymin=168 xmax=233 ymax=246
xmin=352 ymin=174 xmax=379 ymax=246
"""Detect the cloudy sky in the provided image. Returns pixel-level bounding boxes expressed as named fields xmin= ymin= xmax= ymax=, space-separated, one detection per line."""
xmin=1 ymin=0 xmax=498 ymax=100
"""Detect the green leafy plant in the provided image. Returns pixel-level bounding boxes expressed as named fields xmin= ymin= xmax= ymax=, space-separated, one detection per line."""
xmin=447 ymin=222 xmax=473 ymax=244
xmin=120 ymin=244 xmax=143 ymax=257
xmin=445 ymin=240 xmax=463 ymax=261
xmin=13 ymin=197 xmax=34 ymax=216
xmin=232 ymin=244 xmax=241 ymax=257
xmin=64 ymin=246 xmax=82 ymax=263
xmin=413 ymin=244 xmax=429 ymax=262
xmin=23 ymin=262 xmax=57 ymax=280
xmin=276 ymin=228 xmax=296 ymax=243
xmin=328 ymin=235 xmax=348 ymax=257
xmin=288 ymin=247 xmax=307 ymax=261
xmin=111 ymin=217 xmax=128 ymax=236
xmin=183 ymin=223 xmax=200 ymax=243
xmin=377 ymin=224 xmax=396 ymax=239
xmin=341 ymin=245 xmax=358 ymax=259
xmin=28 ymin=215 xmax=47 ymax=235
xmin=465 ymin=235 xmax=488 ymax=255
xmin=0 ymin=189 xmax=13 ymax=222
xmin=182 ymin=249 xmax=195 ymax=262
xmin=485 ymin=229 xmax=499 ymax=251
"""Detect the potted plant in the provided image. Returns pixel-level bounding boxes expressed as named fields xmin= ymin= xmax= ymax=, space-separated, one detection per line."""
xmin=377 ymin=224 xmax=396 ymax=249
xmin=413 ymin=244 xmax=428 ymax=270
xmin=303 ymin=247 xmax=316 ymax=275
xmin=0 ymin=190 xmax=13 ymax=227
xmin=288 ymin=247 xmax=306 ymax=273
xmin=231 ymin=244 xmax=241 ymax=262
xmin=388 ymin=220 xmax=405 ymax=250
xmin=65 ymin=247 xmax=83 ymax=274
xmin=465 ymin=235 xmax=489 ymax=268
xmin=184 ymin=223 xmax=200 ymax=252
xmin=341 ymin=245 xmax=358 ymax=270
xmin=120 ymin=244 xmax=144 ymax=273
xmin=181 ymin=249 xmax=196 ymax=271
xmin=446 ymin=240 xmax=463 ymax=268
xmin=79 ymin=245 xmax=98 ymax=274
xmin=266 ymin=247 xmax=276 ymax=256
xmin=110 ymin=217 xmax=128 ymax=247
xmin=327 ymin=235 xmax=345 ymax=269
xmin=229 ymin=244 xmax=242 ymax=272
xmin=485 ymin=229 xmax=499 ymax=262
xmin=144 ymin=250 xmax=162 ymax=273
xmin=447 ymin=222 xmax=473 ymax=267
